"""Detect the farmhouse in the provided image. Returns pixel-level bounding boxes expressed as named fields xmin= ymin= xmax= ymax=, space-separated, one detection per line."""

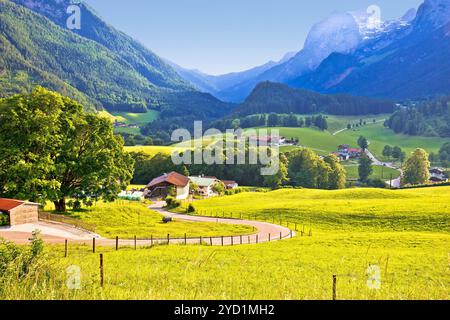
xmin=222 ymin=180 xmax=239 ymax=189
xmin=333 ymin=144 xmax=363 ymax=161
xmin=429 ymin=168 xmax=449 ymax=183
xmin=189 ymin=176 xmax=222 ymax=198
xmin=0 ymin=198 xmax=40 ymax=226
xmin=146 ymin=172 xmax=190 ymax=200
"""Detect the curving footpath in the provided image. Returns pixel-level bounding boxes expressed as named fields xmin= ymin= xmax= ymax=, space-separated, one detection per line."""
xmin=0 ymin=202 xmax=295 ymax=246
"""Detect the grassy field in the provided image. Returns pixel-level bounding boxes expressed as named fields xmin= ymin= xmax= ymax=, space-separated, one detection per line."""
xmin=124 ymin=145 xmax=179 ymax=156
xmin=111 ymin=110 xmax=160 ymax=124
xmin=259 ymin=122 xmax=447 ymax=159
xmin=178 ymin=187 xmax=450 ymax=232
xmin=321 ymin=114 xmax=388 ymax=134
xmin=344 ymin=164 xmax=401 ymax=181
xmin=44 ymin=201 xmax=254 ymax=239
xmin=5 ymin=187 xmax=448 ymax=300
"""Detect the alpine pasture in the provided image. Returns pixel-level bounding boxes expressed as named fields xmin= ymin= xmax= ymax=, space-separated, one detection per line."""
xmin=4 ymin=187 xmax=449 ymax=300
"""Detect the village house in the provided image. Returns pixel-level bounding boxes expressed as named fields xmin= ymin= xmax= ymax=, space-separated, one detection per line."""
xmin=189 ymin=176 xmax=222 ymax=198
xmin=332 ymin=144 xmax=363 ymax=161
xmin=429 ymin=168 xmax=449 ymax=183
xmin=221 ymin=180 xmax=239 ymax=189
xmin=0 ymin=198 xmax=40 ymax=226
xmin=145 ymin=172 xmax=190 ymax=200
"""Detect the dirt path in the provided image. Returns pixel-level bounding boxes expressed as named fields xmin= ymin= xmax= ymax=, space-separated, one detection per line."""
xmin=0 ymin=202 xmax=295 ymax=246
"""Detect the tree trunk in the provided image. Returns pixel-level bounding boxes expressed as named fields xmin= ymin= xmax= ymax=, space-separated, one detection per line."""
xmin=54 ymin=199 xmax=66 ymax=212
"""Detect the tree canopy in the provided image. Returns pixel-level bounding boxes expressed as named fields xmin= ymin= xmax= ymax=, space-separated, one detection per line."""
xmin=403 ymin=149 xmax=431 ymax=185
xmin=0 ymin=87 xmax=134 ymax=211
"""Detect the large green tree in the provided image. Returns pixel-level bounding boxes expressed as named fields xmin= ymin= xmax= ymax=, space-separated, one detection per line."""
xmin=287 ymin=148 xmax=332 ymax=189
xmin=403 ymin=149 xmax=431 ymax=185
xmin=323 ymin=154 xmax=347 ymax=189
xmin=263 ymin=154 xmax=289 ymax=189
xmin=0 ymin=87 xmax=134 ymax=211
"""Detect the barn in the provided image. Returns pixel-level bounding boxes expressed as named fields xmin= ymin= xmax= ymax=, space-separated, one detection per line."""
xmin=0 ymin=198 xmax=40 ymax=226
xmin=146 ymin=172 xmax=190 ymax=200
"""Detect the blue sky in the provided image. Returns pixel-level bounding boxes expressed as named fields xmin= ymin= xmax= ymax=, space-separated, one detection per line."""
xmin=85 ymin=0 xmax=423 ymax=75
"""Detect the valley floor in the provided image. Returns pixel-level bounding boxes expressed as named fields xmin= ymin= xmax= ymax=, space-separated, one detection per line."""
xmin=2 ymin=187 xmax=449 ymax=300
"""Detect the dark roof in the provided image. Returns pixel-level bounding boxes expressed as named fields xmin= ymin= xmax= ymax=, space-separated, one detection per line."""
xmin=0 ymin=199 xmax=24 ymax=212
xmin=147 ymin=172 xmax=189 ymax=188
xmin=222 ymin=180 xmax=238 ymax=186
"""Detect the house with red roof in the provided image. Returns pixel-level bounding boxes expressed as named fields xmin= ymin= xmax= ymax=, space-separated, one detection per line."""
xmin=0 ymin=198 xmax=40 ymax=226
xmin=146 ymin=172 xmax=190 ymax=200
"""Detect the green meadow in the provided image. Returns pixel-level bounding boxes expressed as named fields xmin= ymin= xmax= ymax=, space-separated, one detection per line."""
xmin=3 ymin=187 xmax=449 ymax=300
xmin=264 ymin=122 xmax=447 ymax=159
xmin=43 ymin=201 xmax=253 ymax=239
xmin=344 ymin=164 xmax=401 ymax=181
xmin=111 ymin=110 xmax=160 ymax=125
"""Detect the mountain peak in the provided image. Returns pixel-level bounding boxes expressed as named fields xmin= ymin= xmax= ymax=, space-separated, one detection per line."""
xmin=414 ymin=0 xmax=450 ymax=30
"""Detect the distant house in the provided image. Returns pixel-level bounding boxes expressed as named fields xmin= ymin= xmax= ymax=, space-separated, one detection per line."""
xmin=333 ymin=145 xmax=363 ymax=161
xmin=429 ymin=168 xmax=449 ymax=183
xmin=146 ymin=172 xmax=190 ymax=200
xmin=189 ymin=176 xmax=222 ymax=198
xmin=222 ymin=180 xmax=239 ymax=189
xmin=0 ymin=198 xmax=40 ymax=226
xmin=249 ymin=135 xmax=286 ymax=146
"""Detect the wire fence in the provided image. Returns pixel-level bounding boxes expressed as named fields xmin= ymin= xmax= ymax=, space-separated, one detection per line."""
xmin=38 ymin=211 xmax=96 ymax=233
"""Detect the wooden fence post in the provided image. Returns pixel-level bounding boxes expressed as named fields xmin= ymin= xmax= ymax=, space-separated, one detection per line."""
xmin=100 ymin=254 xmax=104 ymax=288
xmin=332 ymin=275 xmax=337 ymax=301
xmin=200 ymin=236 xmax=203 ymax=245
xmin=221 ymin=236 xmax=224 ymax=246
xmin=184 ymin=233 xmax=187 ymax=245
xmin=167 ymin=234 xmax=170 ymax=244
xmin=115 ymin=236 xmax=119 ymax=251
xmin=248 ymin=236 xmax=250 ymax=244
xmin=269 ymin=233 xmax=271 ymax=242
xmin=231 ymin=236 xmax=233 ymax=246
xmin=280 ymin=232 xmax=282 ymax=240
xmin=240 ymin=235 xmax=243 ymax=245
xmin=256 ymin=235 xmax=258 ymax=244
xmin=134 ymin=236 xmax=137 ymax=250
xmin=65 ymin=239 xmax=68 ymax=258
xmin=92 ymin=238 xmax=96 ymax=253
xmin=290 ymin=230 xmax=293 ymax=238
xmin=151 ymin=235 xmax=153 ymax=246
xmin=210 ymin=237 xmax=213 ymax=246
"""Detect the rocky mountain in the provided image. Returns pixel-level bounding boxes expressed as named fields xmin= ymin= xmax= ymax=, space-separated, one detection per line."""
xmin=1 ymin=0 xmax=234 ymax=120
xmin=290 ymin=0 xmax=450 ymax=100
xmin=184 ymin=6 xmax=417 ymax=103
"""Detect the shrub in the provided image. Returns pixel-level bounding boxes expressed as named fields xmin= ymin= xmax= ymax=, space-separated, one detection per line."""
xmin=172 ymin=200 xmax=182 ymax=208
xmin=365 ymin=179 xmax=387 ymax=189
xmin=187 ymin=204 xmax=196 ymax=213
xmin=0 ymin=213 xmax=9 ymax=226
xmin=0 ymin=231 xmax=48 ymax=298
xmin=165 ymin=196 xmax=174 ymax=207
